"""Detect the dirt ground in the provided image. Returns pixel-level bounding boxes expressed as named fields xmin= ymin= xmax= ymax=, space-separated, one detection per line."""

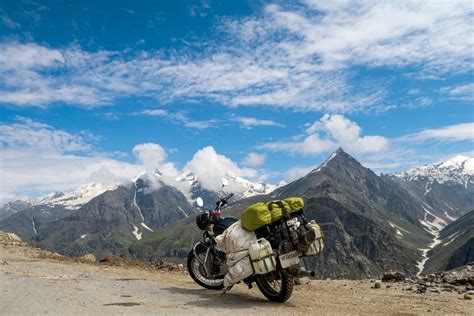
xmin=0 ymin=241 xmax=472 ymax=315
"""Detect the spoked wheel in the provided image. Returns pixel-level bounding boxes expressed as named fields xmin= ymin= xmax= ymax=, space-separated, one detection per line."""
xmin=187 ymin=250 xmax=224 ymax=290
xmin=256 ymin=268 xmax=293 ymax=302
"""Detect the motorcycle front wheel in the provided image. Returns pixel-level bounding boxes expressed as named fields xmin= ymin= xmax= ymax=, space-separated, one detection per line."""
xmin=187 ymin=250 xmax=224 ymax=290
xmin=256 ymin=268 xmax=293 ymax=303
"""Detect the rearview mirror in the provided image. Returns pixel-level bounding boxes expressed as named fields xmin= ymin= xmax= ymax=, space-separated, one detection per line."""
xmin=221 ymin=178 xmax=229 ymax=187
xmin=196 ymin=197 xmax=204 ymax=207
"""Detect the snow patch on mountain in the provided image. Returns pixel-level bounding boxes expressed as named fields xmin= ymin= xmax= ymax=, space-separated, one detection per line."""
xmin=173 ymin=171 xmax=284 ymax=202
xmin=132 ymin=225 xmax=142 ymax=240
xmin=417 ymin=207 xmax=447 ymax=275
xmin=443 ymin=232 xmax=461 ymax=247
xmin=140 ymin=223 xmax=154 ymax=232
xmin=388 ymin=221 xmax=407 ymax=239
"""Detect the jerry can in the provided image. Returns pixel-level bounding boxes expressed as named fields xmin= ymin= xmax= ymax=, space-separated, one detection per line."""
xmin=248 ymin=238 xmax=277 ymax=274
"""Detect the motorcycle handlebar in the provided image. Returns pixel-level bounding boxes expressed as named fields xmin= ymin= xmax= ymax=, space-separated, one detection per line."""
xmin=215 ymin=193 xmax=234 ymax=212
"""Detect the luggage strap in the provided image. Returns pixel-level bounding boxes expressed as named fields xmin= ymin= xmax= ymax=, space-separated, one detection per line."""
xmin=267 ymin=201 xmax=289 ymax=216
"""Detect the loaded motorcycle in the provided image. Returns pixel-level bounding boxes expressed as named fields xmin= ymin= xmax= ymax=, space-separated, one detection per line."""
xmin=187 ymin=178 xmax=322 ymax=303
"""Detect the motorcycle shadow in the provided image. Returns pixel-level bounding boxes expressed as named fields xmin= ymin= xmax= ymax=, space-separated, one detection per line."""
xmin=162 ymin=286 xmax=279 ymax=309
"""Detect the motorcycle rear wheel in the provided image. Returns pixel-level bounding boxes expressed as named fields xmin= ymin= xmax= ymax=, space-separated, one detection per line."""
xmin=187 ymin=250 xmax=224 ymax=290
xmin=256 ymin=268 xmax=293 ymax=303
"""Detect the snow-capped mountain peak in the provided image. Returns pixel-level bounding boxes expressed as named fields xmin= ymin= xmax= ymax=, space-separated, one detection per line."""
xmin=32 ymin=181 xmax=121 ymax=210
xmin=175 ymin=172 xmax=198 ymax=186
xmin=224 ymin=172 xmax=285 ymax=198
xmin=439 ymin=155 xmax=474 ymax=173
xmin=393 ymin=155 xmax=474 ymax=188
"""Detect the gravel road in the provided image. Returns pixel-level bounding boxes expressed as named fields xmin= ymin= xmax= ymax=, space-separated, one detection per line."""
xmin=0 ymin=241 xmax=472 ymax=315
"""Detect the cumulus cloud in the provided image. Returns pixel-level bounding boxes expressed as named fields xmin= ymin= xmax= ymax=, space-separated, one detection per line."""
xmin=260 ymin=114 xmax=388 ymax=155
xmin=242 ymin=152 xmax=267 ymax=167
xmin=184 ymin=146 xmax=257 ymax=192
xmin=132 ymin=143 xmax=182 ymax=190
xmin=231 ymin=116 xmax=285 ymax=129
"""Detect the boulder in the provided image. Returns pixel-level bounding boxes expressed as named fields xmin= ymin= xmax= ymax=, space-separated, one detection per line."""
xmin=79 ymin=254 xmax=96 ymax=262
xmin=99 ymin=254 xmax=122 ymax=263
xmin=382 ymin=271 xmax=406 ymax=282
xmin=0 ymin=231 xmax=22 ymax=242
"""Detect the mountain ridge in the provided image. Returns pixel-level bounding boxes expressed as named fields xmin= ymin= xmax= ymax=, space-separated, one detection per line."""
xmin=1 ymin=149 xmax=473 ymax=277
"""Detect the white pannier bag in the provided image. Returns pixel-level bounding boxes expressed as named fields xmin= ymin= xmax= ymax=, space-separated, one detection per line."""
xmin=215 ymin=220 xmax=257 ymax=287
xmin=304 ymin=220 xmax=324 ymax=256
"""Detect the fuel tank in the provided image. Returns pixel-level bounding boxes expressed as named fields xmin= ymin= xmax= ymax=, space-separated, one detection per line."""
xmin=213 ymin=216 xmax=238 ymax=236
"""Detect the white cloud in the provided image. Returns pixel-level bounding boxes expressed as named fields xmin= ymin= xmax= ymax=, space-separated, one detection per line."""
xmin=0 ymin=118 xmax=261 ymax=202
xmin=0 ymin=148 xmax=142 ymax=205
xmin=132 ymin=143 xmax=181 ymax=189
xmin=409 ymin=123 xmax=474 ymax=142
xmin=260 ymin=114 xmax=388 ymax=155
xmin=242 ymin=152 xmax=267 ymax=167
xmin=285 ymin=165 xmax=316 ymax=182
xmin=172 ymin=113 xmax=218 ymax=130
xmin=0 ymin=117 xmax=141 ymax=203
xmin=184 ymin=146 xmax=257 ymax=192
xmin=139 ymin=109 xmax=216 ymax=130
xmin=359 ymin=122 xmax=474 ymax=174
xmin=141 ymin=109 xmax=168 ymax=116
xmin=231 ymin=116 xmax=284 ymax=129
xmin=440 ymin=83 xmax=474 ymax=102
xmin=0 ymin=117 xmax=91 ymax=153
xmin=1 ymin=1 xmax=470 ymax=111
xmin=1 ymin=12 xmax=20 ymax=29
xmin=0 ymin=42 xmax=64 ymax=70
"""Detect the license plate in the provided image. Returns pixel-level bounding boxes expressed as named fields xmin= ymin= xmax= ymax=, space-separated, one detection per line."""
xmin=279 ymin=250 xmax=299 ymax=268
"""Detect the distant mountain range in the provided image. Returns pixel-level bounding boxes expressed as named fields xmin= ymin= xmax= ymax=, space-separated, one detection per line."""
xmin=0 ymin=149 xmax=472 ymax=277
xmin=0 ymin=168 xmax=281 ymax=258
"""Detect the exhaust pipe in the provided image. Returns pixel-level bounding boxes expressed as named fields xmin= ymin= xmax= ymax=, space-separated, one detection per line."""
xmin=295 ymin=269 xmax=316 ymax=278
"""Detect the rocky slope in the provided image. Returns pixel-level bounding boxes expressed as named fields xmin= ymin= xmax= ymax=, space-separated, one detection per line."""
xmin=126 ymin=149 xmax=438 ymax=278
xmin=32 ymin=180 xmax=195 ymax=259
xmin=388 ymin=155 xmax=474 ymax=222
xmin=423 ymin=211 xmax=474 ymax=274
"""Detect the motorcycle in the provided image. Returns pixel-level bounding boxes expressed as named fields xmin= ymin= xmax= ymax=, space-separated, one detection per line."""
xmin=187 ymin=178 xmax=317 ymax=303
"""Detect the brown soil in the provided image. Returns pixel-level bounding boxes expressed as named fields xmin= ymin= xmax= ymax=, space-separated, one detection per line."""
xmin=0 ymin=238 xmax=472 ymax=315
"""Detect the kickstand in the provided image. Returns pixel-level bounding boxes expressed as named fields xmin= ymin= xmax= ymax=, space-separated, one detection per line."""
xmin=219 ymin=285 xmax=233 ymax=297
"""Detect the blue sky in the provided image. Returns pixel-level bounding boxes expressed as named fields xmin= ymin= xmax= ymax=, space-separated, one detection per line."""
xmin=0 ymin=0 xmax=473 ymax=202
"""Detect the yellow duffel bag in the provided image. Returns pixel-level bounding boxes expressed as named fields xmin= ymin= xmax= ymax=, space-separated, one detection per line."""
xmin=285 ymin=197 xmax=304 ymax=211
xmin=268 ymin=197 xmax=304 ymax=221
xmin=241 ymin=197 xmax=305 ymax=231
xmin=241 ymin=202 xmax=271 ymax=231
